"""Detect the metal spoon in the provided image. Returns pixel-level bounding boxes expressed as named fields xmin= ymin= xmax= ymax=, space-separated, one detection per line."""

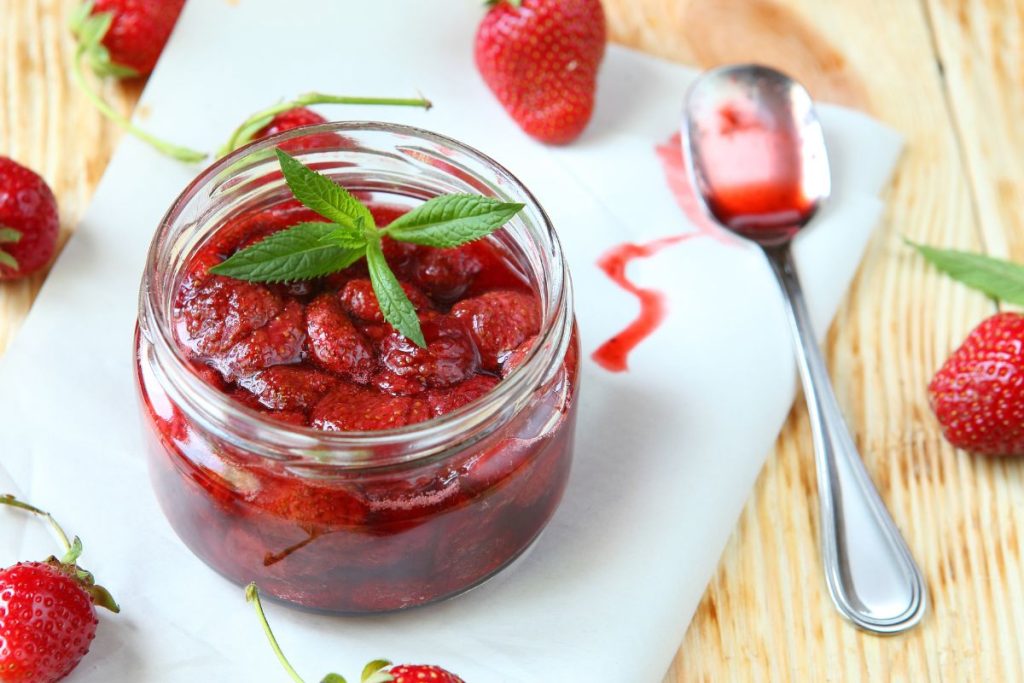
xmin=683 ymin=64 xmax=926 ymax=634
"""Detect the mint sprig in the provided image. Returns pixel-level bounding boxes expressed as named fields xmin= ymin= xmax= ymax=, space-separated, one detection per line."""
xmin=210 ymin=149 xmax=525 ymax=347
xmin=906 ymin=239 xmax=1024 ymax=306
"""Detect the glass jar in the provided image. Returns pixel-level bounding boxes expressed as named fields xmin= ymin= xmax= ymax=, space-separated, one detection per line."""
xmin=134 ymin=122 xmax=579 ymax=613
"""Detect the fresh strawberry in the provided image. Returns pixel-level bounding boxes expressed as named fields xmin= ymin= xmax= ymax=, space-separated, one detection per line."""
xmin=928 ymin=312 xmax=1024 ymax=456
xmin=339 ymin=278 xmax=432 ymax=323
xmin=474 ymin=0 xmax=606 ymax=144
xmin=428 ymin=374 xmax=499 ymax=416
xmin=238 ymin=365 xmax=338 ymax=412
xmin=311 ymin=383 xmax=431 ymax=431
xmin=73 ymin=0 xmax=186 ymax=77
xmin=0 ymin=157 xmax=60 ymax=281
xmin=388 ymin=664 xmax=465 ymax=683
xmin=0 ymin=495 xmax=119 ymax=683
xmin=452 ymin=290 xmax=541 ymax=370
xmin=379 ymin=316 xmax=480 ymax=388
xmin=69 ymin=1 xmax=205 ymax=162
xmin=250 ymin=107 xmax=349 ymax=153
xmin=306 ymin=293 xmax=377 ymax=383
xmin=245 ymin=582 xmax=464 ymax=683
xmin=408 ymin=245 xmax=483 ymax=301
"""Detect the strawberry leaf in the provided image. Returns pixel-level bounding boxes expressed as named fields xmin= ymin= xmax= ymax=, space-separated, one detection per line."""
xmin=384 ymin=194 xmax=523 ymax=248
xmin=361 ymin=660 xmax=392 ymax=682
xmin=210 ymin=222 xmax=364 ymax=282
xmin=366 ymin=238 xmax=426 ymax=347
xmin=276 ymin=149 xmax=375 ymax=232
xmin=907 ymin=239 xmax=1024 ymax=306
xmin=0 ymin=227 xmax=20 ymax=271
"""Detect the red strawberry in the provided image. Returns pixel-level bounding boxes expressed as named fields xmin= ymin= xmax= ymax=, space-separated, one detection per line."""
xmin=339 ymin=278 xmax=432 ymax=323
xmin=380 ymin=316 xmax=480 ymax=388
xmin=250 ymin=107 xmax=349 ymax=152
xmin=0 ymin=157 xmax=60 ymax=281
xmin=374 ymin=370 xmax=427 ymax=397
xmin=306 ymin=293 xmax=377 ymax=383
xmin=177 ymin=274 xmax=285 ymax=356
xmin=223 ymin=300 xmax=307 ymax=378
xmin=428 ymin=374 xmax=500 ymax=417
xmin=475 ymin=0 xmax=607 ymax=144
xmin=238 ymin=365 xmax=338 ymax=412
xmin=311 ymin=383 xmax=431 ymax=431
xmin=451 ymin=290 xmax=541 ymax=370
xmin=388 ymin=664 xmax=465 ymax=683
xmin=928 ymin=312 xmax=1024 ymax=456
xmin=75 ymin=0 xmax=186 ymax=77
xmin=408 ymin=245 xmax=483 ymax=301
xmin=0 ymin=495 xmax=119 ymax=683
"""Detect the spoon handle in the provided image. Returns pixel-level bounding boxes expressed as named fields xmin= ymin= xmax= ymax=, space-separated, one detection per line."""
xmin=764 ymin=245 xmax=927 ymax=634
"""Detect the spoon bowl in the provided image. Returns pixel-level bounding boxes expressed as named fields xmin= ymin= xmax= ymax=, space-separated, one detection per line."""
xmin=684 ymin=64 xmax=830 ymax=245
xmin=684 ymin=64 xmax=927 ymax=635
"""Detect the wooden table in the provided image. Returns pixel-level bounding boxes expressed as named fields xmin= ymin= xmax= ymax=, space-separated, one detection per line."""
xmin=2 ymin=1 xmax=1022 ymax=680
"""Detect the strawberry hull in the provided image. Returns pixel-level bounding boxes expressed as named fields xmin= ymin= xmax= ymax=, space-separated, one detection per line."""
xmin=134 ymin=123 xmax=580 ymax=613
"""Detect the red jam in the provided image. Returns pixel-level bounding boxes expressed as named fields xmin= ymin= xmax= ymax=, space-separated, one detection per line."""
xmin=136 ymin=199 xmax=579 ymax=613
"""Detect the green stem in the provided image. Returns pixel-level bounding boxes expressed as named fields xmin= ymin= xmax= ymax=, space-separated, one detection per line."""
xmin=219 ymin=91 xmax=433 ymax=157
xmin=0 ymin=494 xmax=73 ymax=554
xmin=72 ymin=47 xmax=207 ymax=163
xmin=245 ymin=583 xmax=307 ymax=683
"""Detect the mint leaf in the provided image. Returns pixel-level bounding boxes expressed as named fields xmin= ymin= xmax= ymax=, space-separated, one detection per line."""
xmin=210 ymin=222 xmax=364 ymax=282
xmin=366 ymin=238 xmax=425 ymax=347
xmin=907 ymin=240 xmax=1024 ymax=306
xmin=319 ymin=223 xmax=370 ymax=250
xmin=384 ymin=194 xmax=524 ymax=247
xmin=276 ymin=149 xmax=374 ymax=232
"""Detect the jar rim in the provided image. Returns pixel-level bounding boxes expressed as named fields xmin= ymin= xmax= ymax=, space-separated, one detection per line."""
xmin=139 ymin=121 xmax=574 ymax=469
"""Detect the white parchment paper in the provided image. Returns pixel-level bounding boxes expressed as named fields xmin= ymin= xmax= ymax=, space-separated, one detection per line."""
xmin=0 ymin=2 xmax=901 ymax=680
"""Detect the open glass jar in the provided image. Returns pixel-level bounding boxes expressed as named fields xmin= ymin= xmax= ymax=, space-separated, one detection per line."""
xmin=135 ymin=123 xmax=579 ymax=613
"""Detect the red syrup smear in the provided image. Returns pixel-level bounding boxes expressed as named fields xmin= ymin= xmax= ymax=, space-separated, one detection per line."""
xmin=591 ymin=133 xmax=741 ymax=373
xmin=591 ymin=234 xmax=696 ymax=372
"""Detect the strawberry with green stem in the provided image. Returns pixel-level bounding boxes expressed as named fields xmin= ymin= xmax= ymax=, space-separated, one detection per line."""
xmin=0 ymin=156 xmax=60 ymax=281
xmin=0 ymin=494 xmax=119 ymax=683
xmin=245 ymin=583 xmax=464 ymax=683
xmin=69 ymin=0 xmax=206 ymax=162
xmin=210 ymin=149 xmax=524 ymax=348
xmin=908 ymin=240 xmax=1024 ymax=456
xmin=219 ymin=92 xmax=433 ymax=157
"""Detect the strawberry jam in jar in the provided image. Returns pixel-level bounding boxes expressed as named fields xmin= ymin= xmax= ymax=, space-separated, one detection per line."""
xmin=135 ymin=123 xmax=579 ymax=613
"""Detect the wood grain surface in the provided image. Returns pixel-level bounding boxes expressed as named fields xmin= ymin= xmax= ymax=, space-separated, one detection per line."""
xmin=1 ymin=1 xmax=1022 ymax=681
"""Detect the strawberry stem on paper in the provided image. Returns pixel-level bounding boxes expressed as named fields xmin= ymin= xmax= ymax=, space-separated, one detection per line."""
xmin=218 ymin=92 xmax=434 ymax=157
xmin=245 ymin=583 xmax=310 ymax=683
xmin=0 ymin=494 xmax=74 ymax=556
xmin=70 ymin=47 xmax=207 ymax=163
